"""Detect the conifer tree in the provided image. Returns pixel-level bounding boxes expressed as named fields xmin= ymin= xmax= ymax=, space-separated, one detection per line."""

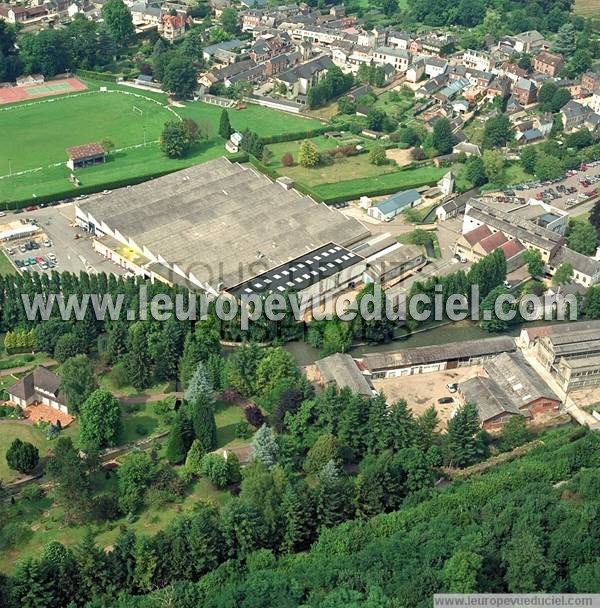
xmin=252 ymin=423 xmax=278 ymax=468
xmin=443 ymin=403 xmax=485 ymax=468
xmin=165 ymin=410 xmax=190 ymax=464
xmin=190 ymin=393 xmax=218 ymax=452
xmin=219 ymin=109 xmax=233 ymax=139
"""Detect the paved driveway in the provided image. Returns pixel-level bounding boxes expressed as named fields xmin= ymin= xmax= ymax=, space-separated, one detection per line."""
xmin=15 ymin=204 xmax=127 ymax=276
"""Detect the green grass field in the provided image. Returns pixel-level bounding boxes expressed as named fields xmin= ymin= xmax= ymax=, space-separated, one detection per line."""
xmin=0 ymin=420 xmax=79 ymax=483
xmin=0 ymin=81 xmax=323 ymax=205
xmin=0 ymin=251 xmax=16 ymax=275
xmin=0 ymin=91 xmax=173 ymax=173
xmin=312 ymin=164 xmax=450 ymax=201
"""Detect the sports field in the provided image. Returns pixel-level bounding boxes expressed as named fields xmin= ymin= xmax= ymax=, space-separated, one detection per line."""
xmin=0 ymin=77 xmax=87 ymax=105
xmin=0 ymin=81 xmax=324 ymax=205
xmin=0 ymin=90 xmax=176 ymax=172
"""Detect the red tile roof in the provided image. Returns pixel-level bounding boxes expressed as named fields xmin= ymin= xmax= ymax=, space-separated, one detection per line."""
xmin=66 ymin=143 xmax=105 ymax=160
xmin=477 ymin=231 xmax=508 ymax=253
xmin=500 ymin=239 xmax=525 ymax=259
xmin=462 ymin=224 xmax=492 ymax=246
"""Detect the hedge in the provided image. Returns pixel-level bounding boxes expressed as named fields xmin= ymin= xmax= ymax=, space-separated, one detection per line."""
xmin=260 ymin=126 xmax=329 ymax=145
xmin=76 ymin=69 xmax=123 ymax=83
xmin=0 ymin=171 xmax=177 ymax=209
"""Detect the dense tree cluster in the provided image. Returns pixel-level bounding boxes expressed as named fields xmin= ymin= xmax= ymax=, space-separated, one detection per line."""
xmin=306 ymin=66 xmax=354 ymax=109
xmin=4 ymin=425 xmax=599 ymax=607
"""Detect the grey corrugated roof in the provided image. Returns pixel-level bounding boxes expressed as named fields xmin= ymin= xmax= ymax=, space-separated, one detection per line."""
xmin=484 ymin=352 xmax=558 ymax=406
xmin=316 ymin=353 xmax=373 ymax=396
xmin=460 ymin=376 xmax=522 ymax=421
xmin=78 ymin=158 xmax=369 ymax=289
xmin=362 ymin=336 xmax=516 ymax=371
xmin=550 ymin=246 xmax=600 ymax=279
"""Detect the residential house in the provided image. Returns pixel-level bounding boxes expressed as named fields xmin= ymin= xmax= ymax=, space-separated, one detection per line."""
xmin=406 ymin=58 xmax=425 ymax=83
xmin=372 ymin=46 xmax=410 ymax=72
xmin=512 ymin=77 xmax=537 ymax=106
xmin=203 ymin=39 xmax=244 ymax=63
xmin=0 ymin=3 xmax=47 ymax=23
xmin=388 ymin=30 xmax=412 ymax=50
xmin=560 ymin=100 xmax=593 ymax=131
xmin=533 ymin=51 xmax=564 ymax=77
xmin=582 ymin=71 xmax=600 ymax=95
xmin=159 ymin=13 xmax=187 ymax=42
xmin=130 ymin=1 xmax=161 ymax=25
xmin=462 ymin=49 xmax=492 ymax=72
xmin=6 ymin=367 xmax=69 ymax=415
xmin=424 ymin=57 xmax=447 ymax=78
xmin=548 ymin=246 xmax=600 ymax=287
xmin=512 ymin=30 xmax=546 ymax=53
xmin=487 ymin=75 xmax=512 ymax=100
xmin=498 ymin=62 xmax=528 ymax=82
xmin=276 ymin=55 xmax=334 ymax=98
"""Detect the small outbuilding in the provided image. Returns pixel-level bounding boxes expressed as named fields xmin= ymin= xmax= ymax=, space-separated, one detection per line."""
xmin=66 ymin=143 xmax=106 ymax=170
xmin=367 ymin=189 xmax=421 ymax=222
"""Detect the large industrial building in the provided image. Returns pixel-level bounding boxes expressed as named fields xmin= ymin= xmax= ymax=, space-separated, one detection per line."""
xmin=75 ymin=157 xmax=372 ymax=301
xmin=359 ymin=336 xmax=516 ymax=378
xmin=533 ymin=326 xmax=600 ymax=392
xmin=75 ymin=157 xmax=426 ymax=309
xmin=459 ymin=351 xmax=560 ymax=430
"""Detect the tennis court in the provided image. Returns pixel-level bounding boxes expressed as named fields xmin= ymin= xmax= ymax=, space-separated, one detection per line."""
xmin=0 ymin=77 xmax=87 ymax=105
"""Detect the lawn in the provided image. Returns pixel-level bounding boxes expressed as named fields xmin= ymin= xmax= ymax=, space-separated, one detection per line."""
xmin=373 ymin=88 xmax=416 ymax=121
xmin=573 ymin=0 xmax=600 ymax=16
xmin=0 ymin=251 xmax=16 ymax=275
xmin=312 ymin=164 xmax=452 ymax=202
xmin=0 ymin=140 xmax=225 ymax=205
xmin=118 ymin=400 xmax=168 ymax=444
xmin=0 ymin=90 xmax=174 ymax=173
xmin=0 ymin=473 xmax=229 ymax=572
xmin=0 ymin=400 xmax=246 ymax=572
xmin=214 ymin=400 xmax=246 ymax=448
xmin=0 ymin=420 xmax=78 ymax=483
xmin=178 ymin=100 xmax=323 ymax=139
xmin=0 ymin=80 xmax=323 ymax=206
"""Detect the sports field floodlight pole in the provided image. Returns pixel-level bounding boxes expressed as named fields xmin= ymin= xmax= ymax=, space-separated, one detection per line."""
xmin=8 ymin=158 xmax=11 ymax=177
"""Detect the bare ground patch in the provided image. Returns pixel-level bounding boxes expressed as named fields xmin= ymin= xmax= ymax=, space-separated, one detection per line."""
xmin=385 ymin=147 xmax=413 ymax=167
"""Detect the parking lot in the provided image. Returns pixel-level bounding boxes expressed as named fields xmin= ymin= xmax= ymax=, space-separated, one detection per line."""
xmin=6 ymin=234 xmax=58 ymax=273
xmin=371 ymin=365 xmax=485 ymax=430
xmin=3 ymin=203 xmax=128 ymax=276
xmin=495 ymin=160 xmax=600 ymax=212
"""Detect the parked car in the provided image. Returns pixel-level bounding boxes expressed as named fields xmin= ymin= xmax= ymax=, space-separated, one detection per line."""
xmin=503 ymin=280 xmax=512 ymax=289
xmin=438 ymin=397 xmax=454 ymax=404
xmin=446 ymin=383 xmax=458 ymax=393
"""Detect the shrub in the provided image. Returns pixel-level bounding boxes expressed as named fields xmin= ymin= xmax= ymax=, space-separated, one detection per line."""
xmin=200 ymin=453 xmax=231 ymax=489
xmin=245 ymin=404 xmax=265 ymax=428
xmin=110 ymin=361 xmax=129 ymax=389
xmin=235 ymin=420 xmax=253 ymax=439
xmin=412 ymin=147 xmax=426 ymax=161
xmin=281 ymin=152 xmax=294 ymax=167
xmin=6 ymin=438 xmax=39 ymax=474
